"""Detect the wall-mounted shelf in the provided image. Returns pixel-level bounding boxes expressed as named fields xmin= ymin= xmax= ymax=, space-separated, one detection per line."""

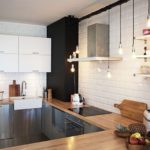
xmin=67 ymin=57 xmax=122 ymax=63
xmin=135 ymin=55 xmax=150 ymax=58
xmin=135 ymin=35 xmax=150 ymax=40
xmin=134 ymin=73 xmax=150 ymax=77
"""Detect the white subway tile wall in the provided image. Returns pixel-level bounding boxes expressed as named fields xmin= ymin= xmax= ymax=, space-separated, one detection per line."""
xmin=0 ymin=22 xmax=47 ymax=98
xmin=0 ymin=73 xmax=46 ymax=98
xmin=79 ymin=0 xmax=150 ymax=112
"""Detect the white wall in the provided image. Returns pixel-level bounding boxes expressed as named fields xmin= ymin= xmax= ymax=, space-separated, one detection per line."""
xmin=79 ymin=0 xmax=150 ymax=113
xmin=0 ymin=22 xmax=47 ymax=98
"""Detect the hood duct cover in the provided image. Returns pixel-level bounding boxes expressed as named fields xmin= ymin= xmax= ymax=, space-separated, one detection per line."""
xmin=87 ymin=24 xmax=109 ymax=57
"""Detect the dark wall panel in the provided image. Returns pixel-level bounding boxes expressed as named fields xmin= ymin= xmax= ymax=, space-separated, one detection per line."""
xmin=47 ymin=16 xmax=78 ymax=102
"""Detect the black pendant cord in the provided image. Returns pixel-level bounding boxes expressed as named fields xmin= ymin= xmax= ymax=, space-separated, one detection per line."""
xmin=74 ymin=71 xmax=76 ymax=94
xmin=120 ymin=4 xmax=122 ymax=44
xmin=148 ymin=0 xmax=150 ymax=17
xmin=132 ymin=0 xmax=135 ymax=52
xmin=108 ymin=9 xmax=110 ymax=70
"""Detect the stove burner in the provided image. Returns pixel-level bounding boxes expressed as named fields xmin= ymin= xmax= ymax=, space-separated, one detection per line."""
xmin=68 ymin=106 xmax=112 ymax=116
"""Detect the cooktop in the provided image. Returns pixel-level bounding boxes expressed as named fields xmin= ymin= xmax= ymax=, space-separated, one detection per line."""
xmin=68 ymin=106 xmax=112 ymax=116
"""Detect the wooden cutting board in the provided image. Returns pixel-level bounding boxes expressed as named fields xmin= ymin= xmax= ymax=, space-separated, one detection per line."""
xmin=114 ymin=99 xmax=147 ymax=122
xmin=9 ymin=80 xmax=20 ymax=97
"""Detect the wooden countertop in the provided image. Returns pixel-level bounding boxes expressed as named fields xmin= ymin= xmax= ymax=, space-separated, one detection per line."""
xmin=3 ymin=130 xmax=126 ymax=150
xmin=1 ymin=98 xmax=137 ymax=150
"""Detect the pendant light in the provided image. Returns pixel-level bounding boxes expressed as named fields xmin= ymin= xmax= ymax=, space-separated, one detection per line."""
xmin=132 ymin=0 xmax=136 ymax=58
xmin=107 ymin=59 xmax=112 ymax=79
xmin=107 ymin=10 xmax=112 ymax=79
xmin=70 ymin=64 xmax=75 ymax=72
xmin=75 ymin=46 xmax=79 ymax=54
xmin=147 ymin=0 xmax=150 ymax=27
xmin=70 ymin=64 xmax=76 ymax=93
xmin=118 ymin=4 xmax=123 ymax=55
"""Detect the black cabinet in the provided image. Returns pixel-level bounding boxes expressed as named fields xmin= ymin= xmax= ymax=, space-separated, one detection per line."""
xmin=51 ymin=107 xmax=65 ymax=139
xmin=47 ymin=16 xmax=79 ymax=102
xmin=42 ymin=105 xmax=66 ymax=140
xmin=42 ymin=103 xmax=53 ymax=139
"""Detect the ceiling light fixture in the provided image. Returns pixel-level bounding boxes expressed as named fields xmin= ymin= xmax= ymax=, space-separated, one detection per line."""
xmin=132 ymin=0 xmax=136 ymax=59
xmin=118 ymin=4 xmax=123 ymax=55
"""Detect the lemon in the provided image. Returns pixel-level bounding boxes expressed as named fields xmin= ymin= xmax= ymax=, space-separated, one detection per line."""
xmin=131 ymin=132 xmax=141 ymax=139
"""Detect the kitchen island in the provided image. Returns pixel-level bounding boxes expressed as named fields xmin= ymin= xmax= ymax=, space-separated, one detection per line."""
xmin=0 ymin=99 xmax=137 ymax=150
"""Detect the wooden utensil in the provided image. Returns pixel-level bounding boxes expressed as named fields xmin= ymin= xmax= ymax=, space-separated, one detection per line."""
xmin=48 ymin=89 xmax=52 ymax=102
xmin=114 ymin=100 xmax=147 ymax=122
xmin=9 ymin=80 xmax=20 ymax=97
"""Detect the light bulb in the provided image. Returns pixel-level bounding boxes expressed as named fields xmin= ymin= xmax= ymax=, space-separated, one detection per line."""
xmin=118 ymin=43 xmax=123 ymax=55
xmin=70 ymin=64 xmax=75 ymax=72
xmin=147 ymin=15 xmax=150 ymax=27
xmin=107 ymin=70 xmax=112 ymax=79
xmin=75 ymin=46 xmax=80 ymax=54
xmin=73 ymin=52 xmax=76 ymax=58
xmin=132 ymin=51 xmax=136 ymax=59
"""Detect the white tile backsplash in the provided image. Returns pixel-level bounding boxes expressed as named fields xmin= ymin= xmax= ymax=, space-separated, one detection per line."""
xmin=0 ymin=73 xmax=46 ymax=98
xmin=79 ymin=0 xmax=150 ymax=112
xmin=0 ymin=22 xmax=47 ymax=98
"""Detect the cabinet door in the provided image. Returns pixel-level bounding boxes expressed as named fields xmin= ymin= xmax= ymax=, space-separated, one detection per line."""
xmin=42 ymin=103 xmax=52 ymax=139
xmin=14 ymin=108 xmax=42 ymax=137
xmin=51 ymin=107 xmax=65 ymax=139
xmin=19 ymin=36 xmax=51 ymax=55
xmin=0 ymin=34 xmax=18 ymax=54
xmin=19 ymin=54 xmax=51 ymax=72
xmin=0 ymin=54 xmax=18 ymax=72
xmin=0 ymin=104 xmax=13 ymax=139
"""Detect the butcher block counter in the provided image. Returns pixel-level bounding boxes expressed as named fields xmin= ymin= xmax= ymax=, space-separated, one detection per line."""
xmin=1 ymin=98 xmax=137 ymax=150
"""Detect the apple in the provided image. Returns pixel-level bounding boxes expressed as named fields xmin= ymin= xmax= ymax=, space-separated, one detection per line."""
xmin=130 ymin=137 xmax=139 ymax=145
xmin=138 ymin=137 xmax=145 ymax=145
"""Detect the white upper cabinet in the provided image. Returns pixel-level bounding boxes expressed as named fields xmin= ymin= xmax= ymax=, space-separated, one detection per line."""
xmin=0 ymin=34 xmax=51 ymax=72
xmin=19 ymin=36 xmax=51 ymax=55
xmin=19 ymin=55 xmax=51 ymax=72
xmin=0 ymin=34 xmax=18 ymax=72
xmin=19 ymin=36 xmax=51 ymax=73
xmin=0 ymin=34 xmax=18 ymax=54
xmin=0 ymin=54 xmax=18 ymax=72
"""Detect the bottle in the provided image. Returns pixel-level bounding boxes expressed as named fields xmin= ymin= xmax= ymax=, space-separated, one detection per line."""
xmin=43 ymin=88 xmax=47 ymax=99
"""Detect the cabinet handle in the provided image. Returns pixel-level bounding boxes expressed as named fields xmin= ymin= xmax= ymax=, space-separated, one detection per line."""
xmin=32 ymin=52 xmax=39 ymax=55
xmin=32 ymin=70 xmax=39 ymax=72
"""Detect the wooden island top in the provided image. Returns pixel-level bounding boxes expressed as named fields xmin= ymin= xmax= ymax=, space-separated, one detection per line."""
xmin=1 ymin=98 xmax=137 ymax=150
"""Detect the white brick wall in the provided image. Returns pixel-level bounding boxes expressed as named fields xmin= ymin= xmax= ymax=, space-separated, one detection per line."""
xmin=0 ymin=22 xmax=47 ymax=98
xmin=79 ymin=0 xmax=150 ymax=112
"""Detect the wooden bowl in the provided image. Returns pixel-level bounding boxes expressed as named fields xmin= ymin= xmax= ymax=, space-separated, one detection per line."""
xmin=126 ymin=143 xmax=145 ymax=150
xmin=114 ymin=130 xmax=130 ymax=138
